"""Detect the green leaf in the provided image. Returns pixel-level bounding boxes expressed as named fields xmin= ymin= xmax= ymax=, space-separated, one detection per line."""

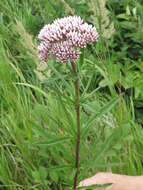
xmin=33 ymin=136 xmax=72 ymax=147
xmin=78 ymin=183 xmax=112 ymax=189
xmin=39 ymin=166 xmax=47 ymax=180
xmin=82 ymin=96 xmax=120 ymax=138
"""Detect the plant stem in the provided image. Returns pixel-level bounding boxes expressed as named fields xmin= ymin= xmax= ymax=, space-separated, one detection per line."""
xmin=71 ymin=60 xmax=80 ymax=190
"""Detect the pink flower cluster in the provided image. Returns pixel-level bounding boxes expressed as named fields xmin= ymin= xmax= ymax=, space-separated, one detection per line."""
xmin=38 ymin=16 xmax=98 ymax=62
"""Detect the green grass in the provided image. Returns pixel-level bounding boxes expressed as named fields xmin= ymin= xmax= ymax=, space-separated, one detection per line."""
xmin=0 ymin=0 xmax=143 ymax=189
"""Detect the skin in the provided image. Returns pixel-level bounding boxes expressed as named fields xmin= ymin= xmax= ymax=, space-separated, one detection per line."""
xmin=79 ymin=172 xmax=143 ymax=190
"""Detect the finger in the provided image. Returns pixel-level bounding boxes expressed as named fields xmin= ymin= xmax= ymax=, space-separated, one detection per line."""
xmin=79 ymin=173 xmax=115 ymax=190
xmin=79 ymin=175 xmax=98 ymax=187
xmin=79 ymin=173 xmax=114 ymax=186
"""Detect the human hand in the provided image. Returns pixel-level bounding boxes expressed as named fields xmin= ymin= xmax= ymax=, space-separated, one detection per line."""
xmin=79 ymin=172 xmax=143 ymax=190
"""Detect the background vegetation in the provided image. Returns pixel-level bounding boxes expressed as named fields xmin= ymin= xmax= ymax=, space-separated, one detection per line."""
xmin=0 ymin=0 xmax=143 ymax=189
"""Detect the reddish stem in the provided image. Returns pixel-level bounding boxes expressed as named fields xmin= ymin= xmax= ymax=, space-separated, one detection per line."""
xmin=71 ymin=60 xmax=80 ymax=190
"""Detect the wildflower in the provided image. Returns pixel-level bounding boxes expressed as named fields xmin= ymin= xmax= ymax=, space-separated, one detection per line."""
xmin=38 ymin=16 xmax=98 ymax=62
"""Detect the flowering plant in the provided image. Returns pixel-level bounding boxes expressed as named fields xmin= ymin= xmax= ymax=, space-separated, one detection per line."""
xmin=38 ymin=16 xmax=98 ymax=190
